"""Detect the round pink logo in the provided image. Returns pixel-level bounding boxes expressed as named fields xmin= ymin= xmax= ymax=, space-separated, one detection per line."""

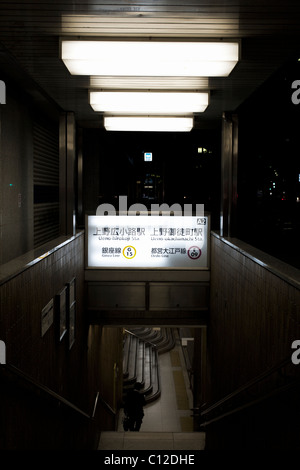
xmin=188 ymin=246 xmax=201 ymax=260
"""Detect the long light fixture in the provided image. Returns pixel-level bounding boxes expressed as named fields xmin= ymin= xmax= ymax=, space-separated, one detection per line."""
xmin=104 ymin=116 xmax=194 ymax=132
xmin=89 ymin=91 xmax=209 ymax=114
xmin=61 ymin=40 xmax=239 ymax=77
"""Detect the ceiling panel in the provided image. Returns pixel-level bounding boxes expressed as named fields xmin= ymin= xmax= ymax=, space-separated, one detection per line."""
xmin=0 ymin=1 xmax=300 ymax=128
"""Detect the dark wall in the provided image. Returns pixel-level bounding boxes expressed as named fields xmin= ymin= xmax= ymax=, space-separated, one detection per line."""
xmin=0 ymin=233 xmax=94 ymax=448
xmin=0 ymin=233 xmax=124 ymax=448
xmin=87 ymin=325 xmax=123 ymax=430
xmin=205 ymin=233 xmax=300 ymax=449
xmin=0 ymin=83 xmax=34 ymax=264
xmin=0 ymin=234 xmax=86 ymax=405
xmin=209 ymin=233 xmax=299 ymax=400
xmin=0 ymin=77 xmax=60 ymax=264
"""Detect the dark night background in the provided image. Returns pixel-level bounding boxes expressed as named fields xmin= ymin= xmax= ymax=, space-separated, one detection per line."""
xmin=237 ymin=56 xmax=300 ymax=269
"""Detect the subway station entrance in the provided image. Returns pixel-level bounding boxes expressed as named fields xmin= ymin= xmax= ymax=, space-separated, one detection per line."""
xmin=85 ymin=213 xmax=210 ymax=448
xmin=98 ymin=326 xmax=206 ymax=450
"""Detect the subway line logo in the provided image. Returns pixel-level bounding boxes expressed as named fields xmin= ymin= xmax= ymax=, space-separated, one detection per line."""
xmin=123 ymin=245 xmax=136 ymax=259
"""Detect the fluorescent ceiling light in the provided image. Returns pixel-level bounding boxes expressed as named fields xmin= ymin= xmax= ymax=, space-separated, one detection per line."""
xmin=89 ymin=76 xmax=209 ymax=90
xmin=61 ymin=40 xmax=239 ymax=77
xmin=89 ymin=91 xmax=209 ymax=114
xmin=104 ymin=116 xmax=193 ymax=132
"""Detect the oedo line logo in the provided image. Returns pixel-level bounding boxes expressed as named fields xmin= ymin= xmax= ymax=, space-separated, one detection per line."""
xmin=123 ymin=245 xmax=136 ymax=259
xmin=188 ymin=246 xmax=201 ymax=260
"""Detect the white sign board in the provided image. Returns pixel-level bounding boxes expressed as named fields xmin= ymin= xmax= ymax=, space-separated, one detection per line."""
xmin=87 ymin=215 xmax=209 ymax=269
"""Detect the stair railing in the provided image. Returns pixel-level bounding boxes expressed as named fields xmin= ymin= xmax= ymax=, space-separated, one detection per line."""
xmin=195 ymin=356 xmax=297 ymax=428
xmin=0 ymin=363 xmax=104 ymax=449
xmin=1 ymin=363 xmax=99 ymax=420
xmin=97 ymin=393 xmax=116 ymax=417
xmin=124 ymin=329 xmax=157 ymax=348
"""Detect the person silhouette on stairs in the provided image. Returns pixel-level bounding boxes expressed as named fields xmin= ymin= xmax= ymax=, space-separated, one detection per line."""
xmin=123 ymin=382 xmax=146 ymax=432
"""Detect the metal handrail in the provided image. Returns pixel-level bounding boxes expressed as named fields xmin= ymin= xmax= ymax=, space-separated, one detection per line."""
xmin=97 ymin=393 xmax=116 ymax=417
xmin=199 ymin=381 xmax=298 ymax=428
xmin=141 ymin=341 xmax=145 ymax=384
xmin=199 ymin=356 xmax=295 ymax=427
xmin=92 ymin=391 xmax=100 ymax=419
xmin=153 ymin=348 xmax=161 ymax=399
xmin=1 ymin=363 xmax=99 ymax=420
xmin=124 ymin=329 xmax=157 ymax=348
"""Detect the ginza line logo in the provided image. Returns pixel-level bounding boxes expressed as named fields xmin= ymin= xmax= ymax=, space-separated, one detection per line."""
xmin=0 ymin=80 xmax=6 ymax=104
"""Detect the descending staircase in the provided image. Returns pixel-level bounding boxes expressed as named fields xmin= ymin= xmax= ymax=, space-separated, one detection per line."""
xmin=123 ymin=327 xmax=175 ymax=404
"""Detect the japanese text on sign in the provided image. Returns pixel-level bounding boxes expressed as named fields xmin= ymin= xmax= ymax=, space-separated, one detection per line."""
xmin=87 ymin=215 xmax=209 ymax=269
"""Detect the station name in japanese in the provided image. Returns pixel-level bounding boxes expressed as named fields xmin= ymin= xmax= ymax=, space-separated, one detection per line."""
xmin=94 ymin=226 xmax=204 ymax=239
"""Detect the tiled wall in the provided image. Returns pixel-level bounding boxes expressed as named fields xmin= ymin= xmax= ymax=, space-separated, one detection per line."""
xmin=208 ymin=232 xmax=300 ymax=402
xmin=0 ymin=232 xmax=87 ymax=406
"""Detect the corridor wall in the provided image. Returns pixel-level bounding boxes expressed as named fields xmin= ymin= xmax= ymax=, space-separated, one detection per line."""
xmin=0 ymin=233 xmax=100 ymax=448
xmin=208 ymin=231 xmax=299 ymax=401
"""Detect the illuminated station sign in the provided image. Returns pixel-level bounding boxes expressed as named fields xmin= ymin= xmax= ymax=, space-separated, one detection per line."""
xmin=87 ymin=215 xmax=209 ymax=269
